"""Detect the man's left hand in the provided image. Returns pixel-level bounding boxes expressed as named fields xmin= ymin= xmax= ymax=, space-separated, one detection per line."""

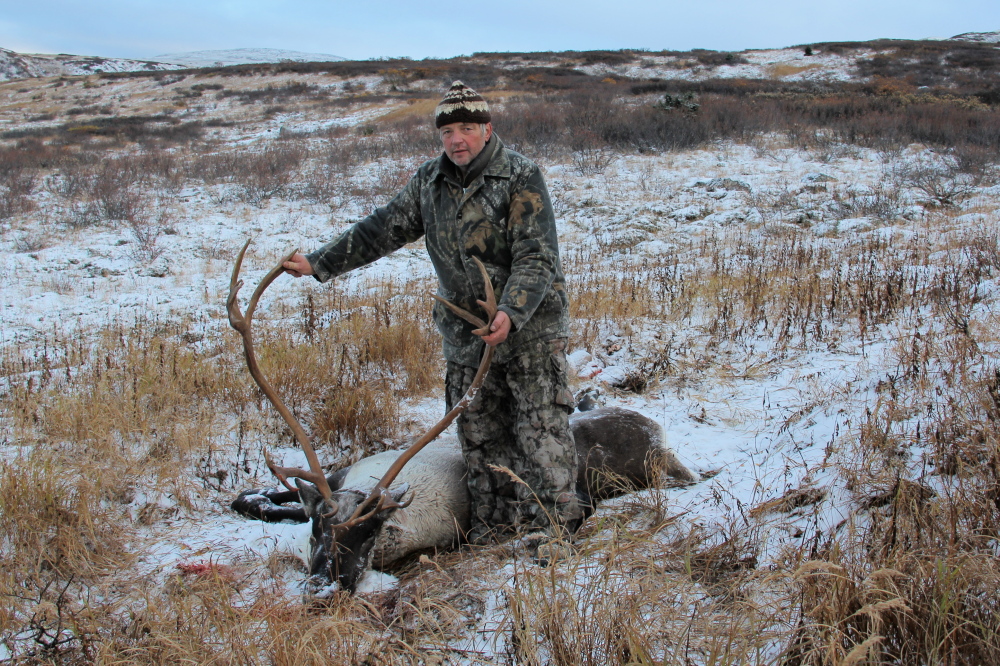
xmin=481 ymin=310 xmax=511 ymax=346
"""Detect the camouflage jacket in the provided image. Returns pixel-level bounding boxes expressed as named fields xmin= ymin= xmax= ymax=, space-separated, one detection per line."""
xmin=305 ymin=137 xmax=569 ymax=367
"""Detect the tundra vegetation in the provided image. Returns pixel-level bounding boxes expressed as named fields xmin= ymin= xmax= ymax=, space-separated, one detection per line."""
xmin=1 ymin=39 xmax=1000 ymax=663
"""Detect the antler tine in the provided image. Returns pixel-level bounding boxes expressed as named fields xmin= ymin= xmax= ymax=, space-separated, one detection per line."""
xmin=428 ymin=256 xmax=497 ymax=335
xmin=328 ymin=257 xmax=499 ymax=533
xmin=228 ymin=240 xmax=334 ymax=501
xmin=470 ymin=256 xmax=497 ymax=336
xmin=263 ymin=449 xmax=333 ymax=497
xmin=325 ymin=486 xmax=412 ymax=531
xmin=430 ymin=294 xmax=487 ymax=330
xmin=226 ymin=239 xmax=252 ymax=332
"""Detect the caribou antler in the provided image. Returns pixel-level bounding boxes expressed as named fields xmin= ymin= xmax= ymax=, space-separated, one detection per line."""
xmin=229 ymin=243 xmax=499 ymax=535
xmin=227 ymin=240 xmax=335 ymax=502
xmin=327 ymin=256 xmax=499 ymax=533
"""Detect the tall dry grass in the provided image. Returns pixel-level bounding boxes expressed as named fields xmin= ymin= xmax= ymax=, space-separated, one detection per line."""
xmin=4 ymin=209 xmax=998 ymax=662
xmin=783 ymin=279 xmax=1000 ymax=664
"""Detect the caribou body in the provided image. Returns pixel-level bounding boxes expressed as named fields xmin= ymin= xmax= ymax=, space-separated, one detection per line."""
xmin=226 ymin=242 xmax=697 ymax=596
xmin=233 ymin=406 xmax=697 ymax=595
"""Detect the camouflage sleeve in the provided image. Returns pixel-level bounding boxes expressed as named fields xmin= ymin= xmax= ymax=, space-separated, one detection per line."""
xmin=305 ymin=174 xmax=425 ymax=283
xmin=498 ymin=165 xmax=559 ymax=331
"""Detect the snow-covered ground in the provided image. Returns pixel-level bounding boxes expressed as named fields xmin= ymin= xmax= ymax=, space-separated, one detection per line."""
xmin=7 ymin=138 xmax=993 ymax=649
xmin=2 ymin=51 xmax=999 ymax=660
xmin=573 ymin=46 xmax=866 ymax=83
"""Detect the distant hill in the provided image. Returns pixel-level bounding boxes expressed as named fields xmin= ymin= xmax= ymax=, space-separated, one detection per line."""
xmin=148 ymin=48 xmax=347 ymax=68
xmin=951 ymin=30 xmax=1000 ymax=43
xmin=1 ymin=36 xmax=996 ymax=85
xmin=0 ymin=47 xmax=346 ymax=82
xmin=0 ymin=47 xmax=179 ymax=81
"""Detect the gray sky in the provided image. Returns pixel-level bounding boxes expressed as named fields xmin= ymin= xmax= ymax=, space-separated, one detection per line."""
xmin=1 ymin=1 xmax=998 ymax=61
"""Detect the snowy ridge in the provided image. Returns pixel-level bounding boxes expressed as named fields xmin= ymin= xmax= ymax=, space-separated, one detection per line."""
xmin=148 ymin=48 xmax=346 ymax=67
xmin=0 ymin=46 xmax=346 ymax=83
xmin=951 ymin=29 xmax=1000 ymax=43
xmin=0 ymin=47 xmax=180 ymax=82
xmin=2 ymin=30 xmax=1000 ymax=661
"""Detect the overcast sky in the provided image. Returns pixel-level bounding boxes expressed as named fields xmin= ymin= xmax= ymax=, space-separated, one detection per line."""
xmin=1 ymin=1 xmax=998 ymax=61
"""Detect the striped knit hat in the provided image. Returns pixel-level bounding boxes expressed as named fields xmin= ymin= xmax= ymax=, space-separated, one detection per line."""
xmin=435 ymin=81 xmax=491 ymax=128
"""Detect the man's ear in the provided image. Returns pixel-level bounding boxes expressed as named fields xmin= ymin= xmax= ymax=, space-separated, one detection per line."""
xmin=484 ymin=122 xmax=493 ymax=142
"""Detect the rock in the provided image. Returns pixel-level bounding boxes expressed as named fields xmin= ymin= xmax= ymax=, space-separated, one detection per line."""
xmin=706 ymin=177 xmax=751 ymax=192
xmin=703 ymin=210 xmax=746 ymax=225
xmin=139 ymin=256 xmax=171 ymax=278
xmin=670 ymin=205 xmax=705 ymax=221
xmin=837 ymin=217 xmax=873 ymax=232
xmin=802 ymin=172 xmax=837 ymax=183
xmin=688 ymin=177 xmax=751 ymax=192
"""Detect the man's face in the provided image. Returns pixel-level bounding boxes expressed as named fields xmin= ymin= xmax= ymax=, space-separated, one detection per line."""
xmin=440 ymin=122 xmax=492 ymax=167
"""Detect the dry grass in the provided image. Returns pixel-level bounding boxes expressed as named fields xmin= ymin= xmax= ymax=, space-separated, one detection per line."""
xmin=376 ymin=98 xmax=439 ymax=124
xmin=5 ymin=210 xmax=998 ymax=661
xmin=783 ymin=296 xmax=1000 ymax=664
xmin=769 ymin=63 xmax=826 ymax=79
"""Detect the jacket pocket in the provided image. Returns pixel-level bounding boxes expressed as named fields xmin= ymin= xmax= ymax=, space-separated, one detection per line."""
xmin=432 ymin=289 xmax=468 ymax=347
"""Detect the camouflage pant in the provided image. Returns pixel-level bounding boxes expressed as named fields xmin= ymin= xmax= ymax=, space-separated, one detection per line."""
xmin=445 ymin=338 xmax=583 ymax=543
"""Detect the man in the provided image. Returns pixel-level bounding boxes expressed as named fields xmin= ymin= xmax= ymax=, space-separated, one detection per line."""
xmin=282 ymin=81 xmax=582 ymax=545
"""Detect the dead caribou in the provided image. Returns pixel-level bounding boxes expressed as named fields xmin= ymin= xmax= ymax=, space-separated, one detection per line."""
xmin=227 ymin=242 xmax=697 ymax=595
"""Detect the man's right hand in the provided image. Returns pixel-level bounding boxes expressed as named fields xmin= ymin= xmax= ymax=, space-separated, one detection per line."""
xmin=283 ymin=253 xmax=314 ymax=278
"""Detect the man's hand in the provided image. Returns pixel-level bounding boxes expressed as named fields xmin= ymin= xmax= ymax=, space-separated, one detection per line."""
xmin=480 ymin=310 xmax=511 ymax=346
xmin=283 ymin=253 xmax=314 ymax=278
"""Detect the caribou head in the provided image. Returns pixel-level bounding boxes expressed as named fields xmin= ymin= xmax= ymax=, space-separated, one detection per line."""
xmin=297 ymin=481 xmax=410 ymax=596
xmin=227 ymin=240 xmax=496 ymax=595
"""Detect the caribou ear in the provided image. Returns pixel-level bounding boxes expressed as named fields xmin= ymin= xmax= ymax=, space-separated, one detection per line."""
xmin=296 ymin=479 xmax=324 ymax=518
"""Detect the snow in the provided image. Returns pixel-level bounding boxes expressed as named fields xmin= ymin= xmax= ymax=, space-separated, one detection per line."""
xmin=0 ymin=46 xmax=351 ymax=83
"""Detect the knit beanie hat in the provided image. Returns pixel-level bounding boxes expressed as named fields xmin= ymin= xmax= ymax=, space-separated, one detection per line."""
xmin=435 ymin=81 xmax=491 ymax=128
